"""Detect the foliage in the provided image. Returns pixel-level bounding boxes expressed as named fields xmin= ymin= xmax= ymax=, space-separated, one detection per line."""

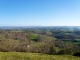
xmin=73 ymin=51 xmax=80 ymax=56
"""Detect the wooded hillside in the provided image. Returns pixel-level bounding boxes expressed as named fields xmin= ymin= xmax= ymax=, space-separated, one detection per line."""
xmin=0 ymin=26 xmax=80 ymax=56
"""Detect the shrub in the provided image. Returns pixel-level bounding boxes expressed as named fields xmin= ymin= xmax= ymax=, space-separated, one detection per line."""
xmin=73 ymin=51 xmax=80 ymax=56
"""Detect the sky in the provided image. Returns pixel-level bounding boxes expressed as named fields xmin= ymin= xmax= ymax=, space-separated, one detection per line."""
xmin=0 ymin=0 xmax=80 ymax=26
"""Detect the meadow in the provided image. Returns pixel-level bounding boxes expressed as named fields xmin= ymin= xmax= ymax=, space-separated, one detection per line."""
xmin=0 ymin=52 xmax=80 ymax=60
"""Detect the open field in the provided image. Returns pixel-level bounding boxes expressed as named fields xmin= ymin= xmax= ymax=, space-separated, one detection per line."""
xmin=0 ymin=52 xmax=80 ymax=60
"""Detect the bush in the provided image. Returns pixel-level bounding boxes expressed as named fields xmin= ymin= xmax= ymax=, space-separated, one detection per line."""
xmin=73 ymin=51 xmax=80 ymax=56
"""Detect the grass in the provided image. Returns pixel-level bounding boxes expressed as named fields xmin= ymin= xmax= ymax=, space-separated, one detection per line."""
xmin=28 ymin=33 xmax=39 ymax=41
xmin=0 ymin=52 xmax=80 ymax=60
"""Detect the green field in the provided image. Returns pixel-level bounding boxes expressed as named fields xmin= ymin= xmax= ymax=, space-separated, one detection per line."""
xmin=0 ymin=52 xmax=80 ymax=60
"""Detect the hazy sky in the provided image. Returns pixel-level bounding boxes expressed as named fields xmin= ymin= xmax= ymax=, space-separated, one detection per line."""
xmin=0 ymin=0 xmax=80 ymax=26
